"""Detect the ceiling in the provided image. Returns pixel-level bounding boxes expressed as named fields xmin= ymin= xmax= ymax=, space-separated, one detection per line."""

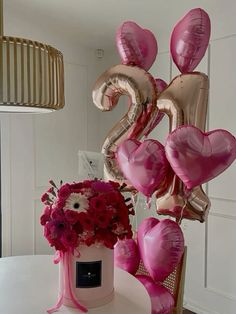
xmin=5 ymin=0 xmax=236 ymax=52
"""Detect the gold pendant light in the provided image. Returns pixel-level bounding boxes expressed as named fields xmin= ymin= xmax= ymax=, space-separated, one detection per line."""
xmin=0 ymin=0 xmax=64 ymax=113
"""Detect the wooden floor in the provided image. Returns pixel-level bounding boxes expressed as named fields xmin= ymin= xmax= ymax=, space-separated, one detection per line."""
xmin=183 ymin=310 xmax=195 ymax=314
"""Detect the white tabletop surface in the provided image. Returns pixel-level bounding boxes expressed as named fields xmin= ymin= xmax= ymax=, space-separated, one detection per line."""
xmin=0 ymin=255 xmax=151 ymax=314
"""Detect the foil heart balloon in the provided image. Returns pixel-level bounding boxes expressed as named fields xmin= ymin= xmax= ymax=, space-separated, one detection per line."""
xmin=165 ymin=125 xmax=236 ymax=189
xmin=116 ymin=21 xmax=158 ymax=71
xmin=170 ymin=8 xmax=211 ymax=73
xmin=114 ymin=239 xmax=140 ymax=275
xmin=155 ymin=78 xmax=168 ymax=93
xmin=136 ymin=275 xmax=175 ymax=314
xmin=137 ymin=217 xmax=184 ymax=282
xmin=116 ymin=139 xmax=171 ymax=197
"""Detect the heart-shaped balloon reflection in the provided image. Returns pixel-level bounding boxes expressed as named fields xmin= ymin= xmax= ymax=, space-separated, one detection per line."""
xmin=116 ymin=21 xmax=158 ymax=71
xmin=136 ymin=275 xmax=175 ymax=314
xmin=114 ymin=239 xmax=140 ymax=275
xmin=170 ymin=8 xmax=211 ymax=73
xmin=165 ymin=125 xmax=236 ymax=189
xmin=137 ymin=217 xmax=184 ymax=282
xmin=116 ymin=139 xmax=170 ymax=197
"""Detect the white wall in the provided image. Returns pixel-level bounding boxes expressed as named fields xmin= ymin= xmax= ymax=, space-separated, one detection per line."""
xmin=1 ymin=8 xmax=103 ymax=256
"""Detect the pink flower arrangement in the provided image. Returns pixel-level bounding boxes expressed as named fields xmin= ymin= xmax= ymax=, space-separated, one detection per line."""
xmin=40 ymin=179 xmax=134 ymax=252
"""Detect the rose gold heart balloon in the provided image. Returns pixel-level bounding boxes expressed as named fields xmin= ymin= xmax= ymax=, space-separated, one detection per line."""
xmin=156 ymin=72 xmax=211 ymax=222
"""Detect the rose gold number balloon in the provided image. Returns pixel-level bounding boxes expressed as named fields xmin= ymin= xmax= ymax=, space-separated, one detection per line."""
xmin=92 ymin=64 xmax=158 ymax=189
xmin=156 ymin=72 xmax=211 ymax=222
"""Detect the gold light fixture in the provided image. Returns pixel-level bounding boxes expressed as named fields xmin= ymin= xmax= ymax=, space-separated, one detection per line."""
xmin=0 ymin=0 xmax=64 ymax=113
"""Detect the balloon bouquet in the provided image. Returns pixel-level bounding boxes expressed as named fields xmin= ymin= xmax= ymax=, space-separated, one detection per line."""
xmin=93 ymin=8 xmax=236 ymax=314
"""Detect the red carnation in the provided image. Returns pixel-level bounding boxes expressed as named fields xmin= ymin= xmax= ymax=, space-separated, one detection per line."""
xmin=65 ymin=210 xmax=79 ymax=224
xmin=61 ymin=229 xmax=78 ymax=249
xmin=89 ymin=196 xmax=106 ymax=211
xmin=95 ymin=210 xmax=113 ymax=229
xmin=77 ymin=212 xmax=94 ymax=231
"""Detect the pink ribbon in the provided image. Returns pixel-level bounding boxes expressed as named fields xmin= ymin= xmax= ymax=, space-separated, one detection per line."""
xmin=47 ymin=251 xmax=88 ymax=313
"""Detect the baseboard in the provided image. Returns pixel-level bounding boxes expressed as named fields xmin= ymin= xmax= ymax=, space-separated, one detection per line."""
xmin=184 ymin=299 xmax=221 ymax=314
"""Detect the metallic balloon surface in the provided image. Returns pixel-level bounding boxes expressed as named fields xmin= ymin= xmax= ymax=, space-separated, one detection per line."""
xmin=114 ymin=239 xmax=140 ymax=275
xmin=93 ymin=64 xmax=158 ymax=188
xmin=170 ymin=8 xmax=211 ymax=73
xmin=137 ymin=217 xmax=184 ymax=282
xmin=156 ymin=72 xmax=211 ymax=222
xmin=143 ymin=78 xmax=167 ymax=137
xmin=156 ymin=177 xmax=209 ymax=223
xmin=166 ymin=125 xmax=236 ymax=189
xmin=116 ymin=139 xmax=171 ymax=197
xmin=155 ymin=78 xmax=168 ymax=93
xmin=116 ymin=21 xmax=158 ymax=71
xmin=136 ymin=275 xmax=175 ymax=314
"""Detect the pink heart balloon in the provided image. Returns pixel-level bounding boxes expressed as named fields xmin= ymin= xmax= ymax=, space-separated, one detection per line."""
xmin=137 ymin=217 xmax=184 ymax=282
xmin=116 ymin=21 xmax=158 ymax=71
xmin=170 ymin=8 xmax=211 ymax=73
xmin=165 ymin=125 xmax=236 ymax=189
xmin=114 ymin=239 xmax=140 ymax=275
xmin=155 ymin=78 xmax=168 ymax=93
xmin=116 ymin=139 xmax=170 ymax=197
xmin=136 ymin=275 xmax=175 ymax=314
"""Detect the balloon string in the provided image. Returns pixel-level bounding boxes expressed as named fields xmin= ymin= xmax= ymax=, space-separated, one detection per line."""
xmin=146 ymin=197 xmax=152 ymax=209
xmin=178 ymin=200 xmax=187 ymax=225
xmin=131 ymin=192 xmax=139 ymax=231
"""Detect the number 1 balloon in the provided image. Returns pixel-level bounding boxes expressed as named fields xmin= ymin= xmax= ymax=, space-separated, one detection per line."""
xmin=156 ymin=72 xmax=211 ymax=222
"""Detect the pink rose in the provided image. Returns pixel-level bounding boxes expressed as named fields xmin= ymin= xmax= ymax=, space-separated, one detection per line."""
xmin=89 ymin=196 xmax=106 ymax=211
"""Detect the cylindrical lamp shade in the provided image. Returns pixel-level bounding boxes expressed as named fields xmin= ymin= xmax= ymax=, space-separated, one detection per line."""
xmin=0 ymin=36 xmax=64 ymax=113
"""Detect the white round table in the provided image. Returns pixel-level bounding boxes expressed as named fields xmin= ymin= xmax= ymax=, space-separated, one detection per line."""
xmin=0 ymin=255 xmax=151 ymax=314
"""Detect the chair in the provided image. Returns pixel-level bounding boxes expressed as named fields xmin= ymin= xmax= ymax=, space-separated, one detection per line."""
xmin=136 ymin=247 xmax=187 ymax=314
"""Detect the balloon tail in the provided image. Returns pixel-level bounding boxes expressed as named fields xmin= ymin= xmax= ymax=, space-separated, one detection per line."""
xmin=146 ymin=197 xmax=152 ymax=209
xmin=177 ymin=200 xmax=187 ymax=225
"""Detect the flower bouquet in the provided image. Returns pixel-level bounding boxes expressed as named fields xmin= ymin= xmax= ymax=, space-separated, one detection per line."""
xmin=41 ymin=179 xmax=134 ymax=313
